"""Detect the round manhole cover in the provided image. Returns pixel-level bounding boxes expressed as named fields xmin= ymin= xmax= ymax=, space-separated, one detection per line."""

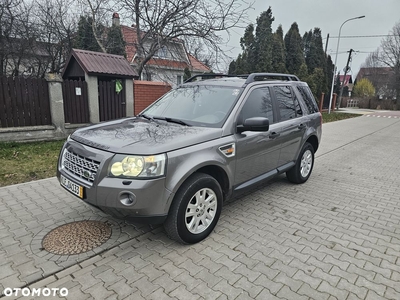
xmin=42 ymin=220 xmax=112 ymax=255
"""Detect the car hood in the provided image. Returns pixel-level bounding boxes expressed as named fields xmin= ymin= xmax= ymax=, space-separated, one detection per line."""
xmin=70 ymin=117 xmax=223 ymax=154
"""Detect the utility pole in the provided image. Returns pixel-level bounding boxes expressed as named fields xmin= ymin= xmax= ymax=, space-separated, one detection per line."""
xmin=337 ymin=49 xmax=354 ymax=109
xmin=324 ymin=33 xmax=329 ymax=56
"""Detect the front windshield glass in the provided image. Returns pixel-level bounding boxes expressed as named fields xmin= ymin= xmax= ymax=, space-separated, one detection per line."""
xmin=142 ymin=85 xmax=242 ymax=127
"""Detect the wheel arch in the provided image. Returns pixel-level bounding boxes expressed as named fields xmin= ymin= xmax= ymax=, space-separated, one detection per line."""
xmin=305 ymin=134 xmax=319 ymax=153
xmin=165 ymin=163 xmax=231 ymax=215
xmin=195 ymin=165 xmax=230 ymax=201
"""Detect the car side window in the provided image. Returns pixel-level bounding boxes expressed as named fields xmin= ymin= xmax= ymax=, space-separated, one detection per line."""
xmin=238 ymin=87 xmax=274 ymax=125
xmin=297 ymin=86 xmax=319 ymax=113
xmin=294 ymin=93 xmax=303 ymax=117
xmin=274 ymin=86 xmax=297 ymax=121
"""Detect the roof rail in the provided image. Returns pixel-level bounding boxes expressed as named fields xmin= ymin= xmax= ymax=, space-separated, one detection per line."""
xmin=183 ymin=73 xmax=300 ymax=84
xmin=184 ymin=73 xmax=238 ymax=83
xmin=244 ymin=73 xmax=300 ymax=84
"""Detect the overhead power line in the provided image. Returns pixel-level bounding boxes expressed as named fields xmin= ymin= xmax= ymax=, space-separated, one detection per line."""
xmin=328 ymin=34 xmax=397 ymax=39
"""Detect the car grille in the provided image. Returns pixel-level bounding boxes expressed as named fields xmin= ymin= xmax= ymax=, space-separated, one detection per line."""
xmin=62 ymin=149 xmax=101 ymax=184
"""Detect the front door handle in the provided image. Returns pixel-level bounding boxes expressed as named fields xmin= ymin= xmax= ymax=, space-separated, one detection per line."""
xmin=269 ymin=132 xmax=280 ymax=139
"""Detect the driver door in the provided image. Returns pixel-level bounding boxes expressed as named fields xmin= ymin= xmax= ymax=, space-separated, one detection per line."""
xmin=234 ymin=87 xmax=282 ymax=186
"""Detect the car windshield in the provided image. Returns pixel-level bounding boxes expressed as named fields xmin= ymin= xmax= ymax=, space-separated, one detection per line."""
xmin=141 ymin=85 xmax=242 ymax=127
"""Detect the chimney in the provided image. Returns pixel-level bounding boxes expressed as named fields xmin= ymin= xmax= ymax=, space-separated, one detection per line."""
xmin=112 ymin=12 xmax=120 ymax=26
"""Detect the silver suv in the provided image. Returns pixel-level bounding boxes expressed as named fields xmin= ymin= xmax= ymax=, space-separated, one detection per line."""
xmin=57 ymin=73 xmax=322 ymax=244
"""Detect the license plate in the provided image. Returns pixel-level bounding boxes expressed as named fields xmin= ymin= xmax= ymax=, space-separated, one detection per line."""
xmin=60 ymin=175 xmax=83 ymax=198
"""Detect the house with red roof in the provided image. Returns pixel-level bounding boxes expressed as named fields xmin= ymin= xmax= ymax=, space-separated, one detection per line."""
xmin=335 ymin=74 xmax=353 ymax=97
xmin=356 ymin=67 xmax=396 ymax=99
xmin=116 ymin=13 xmax=211 ymax=87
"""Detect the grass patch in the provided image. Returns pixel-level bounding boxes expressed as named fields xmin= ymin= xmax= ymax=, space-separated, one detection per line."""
xmin=0 ymin=140 xmax=65 ymax=187
xmin=321 ymin=112 xmax=360 ymax=123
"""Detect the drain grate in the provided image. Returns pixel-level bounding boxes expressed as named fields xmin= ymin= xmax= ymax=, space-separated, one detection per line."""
xmin=42 ymin=220 xmax=112 ymax=255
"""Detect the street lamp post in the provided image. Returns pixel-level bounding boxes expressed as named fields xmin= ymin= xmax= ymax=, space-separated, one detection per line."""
xmin=328 ymin=15 xmax=365 ymax=114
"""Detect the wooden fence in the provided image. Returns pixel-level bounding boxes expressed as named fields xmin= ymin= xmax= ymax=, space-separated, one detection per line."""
xmin=98 ymin=80 xmax=126 ymax=122
xmin=0 ymin=76 xmax=51 ymax=127
xmin=62 ymin=79 xmax=90 ymax=124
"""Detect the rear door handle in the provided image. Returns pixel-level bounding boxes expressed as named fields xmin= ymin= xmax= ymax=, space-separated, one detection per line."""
xmin=269 ymin=132 xmax=280 ymax=139
xmin=298 ymin=124 xmax=306 ymax=130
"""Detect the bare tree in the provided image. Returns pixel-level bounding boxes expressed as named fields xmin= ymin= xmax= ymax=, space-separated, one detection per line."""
xmin=0 ymin=0 xmax=77 ymax=77
xmin=113 ymin=0 xmax=253 ymax=77
xmin=360 ymin=50 xmax=391 ymax=97
xmin=33 ymin=0 xmax=77 ymax=74
xmin=360 ymin=22 xmax=400 ymax=104
xmin=378 ymin=21 xmax=400 ymax=105
xmin=82 ymin=0 xmax=110 ymax=52
xmin=0 ymin=0 xmax=38 ymax=76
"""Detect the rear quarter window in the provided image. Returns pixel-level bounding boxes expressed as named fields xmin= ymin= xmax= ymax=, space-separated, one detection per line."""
xmin=297 ymin=86 xmax=319 ymax=114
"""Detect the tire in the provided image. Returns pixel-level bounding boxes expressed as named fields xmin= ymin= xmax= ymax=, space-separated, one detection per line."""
xmin=164 ymin=173 xmax=223 ymax=244
xmin=286 ymin=142 xmax=315 ymax=184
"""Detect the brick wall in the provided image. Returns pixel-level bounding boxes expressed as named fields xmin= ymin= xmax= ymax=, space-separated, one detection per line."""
xmin=133 ymin=80 xmax=171 ymax=115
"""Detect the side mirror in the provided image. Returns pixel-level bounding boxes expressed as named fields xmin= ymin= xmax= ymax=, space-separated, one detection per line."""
xmin=237 ymin=117 xmax=269 ymax=133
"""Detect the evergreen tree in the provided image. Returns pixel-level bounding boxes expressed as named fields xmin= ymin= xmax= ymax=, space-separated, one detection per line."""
xmin=304 ymin=28 xmax=325 ymax=74
xmin=74 ymin=16 xmax=102 ymax=52
xmin=334 ymin=72 xmax=341 ymax=95
xmin=303 ymin=28 xmax=327 ymax=98
xmin=284 ymin=22 xmax=305 ymax=75
xmin=228 ymin=60 xmax=236 ymax=74
xmin=234 ymin=54 xmax=246 ymax=74
xmin=254 ymin=7 xmax=274 ymax=72
xmin=326 ymin=55 xmax=334 ymax=96
xmin=307 ymin=68 xmax=325 ymax=98
xmin=106 ymin=24 xmax=126 ymax=56
xmin=183 ymin=67 xmax=192 ymax=81
xmin=303 ymin=30 xmax=312 ymax=61
xmin=240 ymin=24 xmax=256 ymax=72
xmin=270 ymin=25 xmax=287 ymax=73
xmin=297 ymin=63 xmax=308 ymax=81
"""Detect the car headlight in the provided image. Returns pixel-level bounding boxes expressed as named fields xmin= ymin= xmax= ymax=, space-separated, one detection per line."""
xmin=109 ymin=154 xmax=166 ymax=178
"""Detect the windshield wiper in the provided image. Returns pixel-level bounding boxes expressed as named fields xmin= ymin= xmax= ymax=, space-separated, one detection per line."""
xmin=165 ymin=117 xmax=191 ymax=126
xmin=137 ymin=114 xmax=159 ymax=123
xmin=151 ymin=116 xmax=191 ymax=126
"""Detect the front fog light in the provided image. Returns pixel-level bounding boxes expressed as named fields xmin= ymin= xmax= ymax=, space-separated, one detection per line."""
xmin=119 ymin=192 xmax=136 ymax=206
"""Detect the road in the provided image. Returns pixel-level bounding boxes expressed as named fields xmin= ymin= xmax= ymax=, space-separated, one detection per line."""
xmin=1 ymin=113 xmax=400 ymax=299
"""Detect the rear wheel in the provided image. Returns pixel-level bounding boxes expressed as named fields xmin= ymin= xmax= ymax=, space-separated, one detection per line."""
xmin=164 ymin=173 xmax=223 ymax=244
xmin=286 ymin=142 xmax=314 ymax=184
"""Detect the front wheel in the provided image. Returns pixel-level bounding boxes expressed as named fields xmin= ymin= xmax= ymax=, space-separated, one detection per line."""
xmin=286 ymin=142 xmax=315 ymax=184
xmin=164 ymin=173 xmax=223 ymax=244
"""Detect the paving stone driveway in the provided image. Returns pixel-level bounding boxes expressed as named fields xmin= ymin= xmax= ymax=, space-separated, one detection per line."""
xmin=1 ymin=115 xmax=400 ymax=299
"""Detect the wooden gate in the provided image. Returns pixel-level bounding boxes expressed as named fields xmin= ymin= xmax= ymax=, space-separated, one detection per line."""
xmin=62 ymin=79 xmax=90 ymax=124
xmin=98 ymin=80 xmax=126 ymax=122
xmin=0 ymin=76 xmax=51 ymax=127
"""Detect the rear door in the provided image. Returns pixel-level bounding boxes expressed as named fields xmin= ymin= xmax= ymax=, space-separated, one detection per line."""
xmin=234 ymin=86 xmax=282 ymax=185
xmin=272 ymin=85 xmax=307 ymax=166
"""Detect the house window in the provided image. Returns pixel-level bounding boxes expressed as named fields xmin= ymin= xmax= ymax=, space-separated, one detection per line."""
xmin=177 ymin=75 xmax=183 ymax=85
xmin=156 ymin=46 xmax=168 ymax=58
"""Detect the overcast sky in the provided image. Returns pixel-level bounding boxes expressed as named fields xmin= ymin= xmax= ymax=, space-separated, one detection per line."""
xmin=224 ymin=0 xmax=400 ymax=78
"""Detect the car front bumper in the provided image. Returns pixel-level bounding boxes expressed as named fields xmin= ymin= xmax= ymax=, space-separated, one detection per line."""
xmin=57 ymin=140 xmax=173 ymax=224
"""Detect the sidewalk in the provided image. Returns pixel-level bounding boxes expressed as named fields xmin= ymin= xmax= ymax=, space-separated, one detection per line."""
xmin=336 ymin=107 xmax=387 ymax=115
xmin=1 ymin=115 xmax=400 ymax=299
